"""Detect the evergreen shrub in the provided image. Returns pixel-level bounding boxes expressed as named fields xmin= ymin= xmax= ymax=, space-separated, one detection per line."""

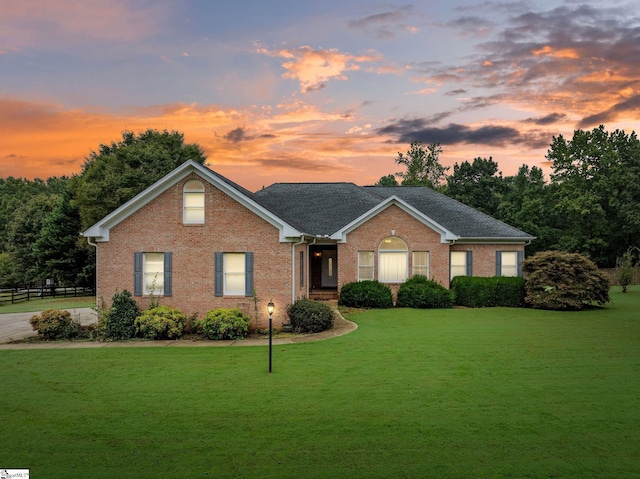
xmin=104 ymin=290 xmax=140 ymax=340
xmin=135 ymin=306 xmax=186 ymax=340
xmin=338 ymin=280 xmax=393 ymax=308
xmin=200 ymin=308 xmax=251 ymax=340
xmin=287 ymin=298 xmax=334 ymax=333
xmin=396 ymin=276 xmax=454 ymax=309
xmin=451 ymin=276 xmax=525 ymax=308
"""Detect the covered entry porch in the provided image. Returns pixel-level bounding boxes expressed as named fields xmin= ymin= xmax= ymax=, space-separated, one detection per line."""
xmin=308 ymin=244 xmax=338 ymax=300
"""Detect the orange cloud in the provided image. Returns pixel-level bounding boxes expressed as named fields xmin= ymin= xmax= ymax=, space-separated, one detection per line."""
xmin=0 ymin=96 xmax=403 ymax=189
xmin=257 ymin=45 xmax=382 ymax=92
xmin=532 ymin=45 xmax=579 ymax=59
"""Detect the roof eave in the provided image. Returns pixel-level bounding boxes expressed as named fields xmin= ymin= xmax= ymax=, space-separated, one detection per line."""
xmin=330 ymin=195 xmax=458 ymax=243
xmin=82 ymin=160 xmax=302 ymax=242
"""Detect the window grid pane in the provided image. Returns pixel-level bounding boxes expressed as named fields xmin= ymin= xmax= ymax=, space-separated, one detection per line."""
xmin=451 ymin=251 xmax=467 ymax=279
xmin=501 ymin=252 xmax=518 ymax=277
xmin=358 ymin=251 xmax=374 ymax=281
xmin=183 ymin=180 xmax=205 ymax=224
xmin=224 ymin=253 xmax=245 ymax=295
xmin=144 ymin=253 xmax=164 ymax=295
xmin=412 ymin=251 xmax=429 ymax=277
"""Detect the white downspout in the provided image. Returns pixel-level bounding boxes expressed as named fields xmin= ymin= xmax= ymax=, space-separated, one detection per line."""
xmin=291 ymin=235 xmax=306 ymax=304
xmin=85 ymin=236 xmax=98 ymax=304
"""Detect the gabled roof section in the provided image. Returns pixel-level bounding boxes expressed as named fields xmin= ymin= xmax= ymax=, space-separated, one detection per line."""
xmin=365 ymin=186 xmax=535 ymax=242
xmin=253 ymin=182 xmax=534 ymax=243
xmin=83 ymin=160 xmax=300 ymax=242
xmin=330 ymin=195 xmax=458 ymax=243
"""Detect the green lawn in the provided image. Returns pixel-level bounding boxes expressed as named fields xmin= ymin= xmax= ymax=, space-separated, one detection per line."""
xmin=1 ymin=288 xmax=639 ymax=478
xmin=0 ymin=295 xmax=95 ymax=313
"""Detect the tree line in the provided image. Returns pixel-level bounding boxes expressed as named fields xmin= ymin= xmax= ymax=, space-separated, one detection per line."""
xmin=379 ymin=125 xmax=640 ymax=267
xmin=0 ymin=130 xmax=206 ymax=288
xmin=0 ymin=125 xmax=637 ymax=288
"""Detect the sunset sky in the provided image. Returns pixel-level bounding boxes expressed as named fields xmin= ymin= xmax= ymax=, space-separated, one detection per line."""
xmin=2 ymin=0 xmax=640 ymax=190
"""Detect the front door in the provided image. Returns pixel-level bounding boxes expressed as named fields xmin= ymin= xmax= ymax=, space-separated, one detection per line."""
xmin=321 ymin=249 xmax=337 ymax=288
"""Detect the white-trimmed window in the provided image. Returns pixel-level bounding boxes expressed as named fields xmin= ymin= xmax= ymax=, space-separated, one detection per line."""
xmin=134 ymin=252 xmax=171 ymax=297
xmin=224 ymin=253 xmax=245 ymax=296
xmin=412 ymin=251 xmax=429 ymax=277
xmin=451 ymin=251 xmax=471 ymax=279
xmin=497 ymin=251 xmax=522 ymax=277
xmin=379 ymin=236 xmax=408 ymax=283
xmin=144 ymin=252 xmax=165 ymax=295
xmin=358 ymin=251 xmax=374 ymax=280
xmin=183 ymin=179 xmax=205 ymax=224
xmin=214 ymin=252 xmax=254 ymax=297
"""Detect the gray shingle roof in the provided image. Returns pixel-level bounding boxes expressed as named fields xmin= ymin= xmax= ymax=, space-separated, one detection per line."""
xmin=254 ymin=182 xmax=533 ymax=240
xmin=254 ymin=183 xmax=380 ymax=236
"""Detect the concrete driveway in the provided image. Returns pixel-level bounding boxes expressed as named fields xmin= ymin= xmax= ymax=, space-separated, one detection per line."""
xmin=0 ymin=308 xmax=98 ymax=343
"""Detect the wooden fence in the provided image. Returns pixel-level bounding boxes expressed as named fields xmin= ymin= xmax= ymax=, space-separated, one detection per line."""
xmin=0 ymin=286 xmax=95 ymax=306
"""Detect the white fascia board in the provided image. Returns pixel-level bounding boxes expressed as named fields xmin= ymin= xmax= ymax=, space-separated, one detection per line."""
xmin=330 ymin=195 xmax=458 ymax=243
xmin=83 ymin=160 xmax=301 ymax=242
xmin=452 ymin=236 xmax=536 ymax=244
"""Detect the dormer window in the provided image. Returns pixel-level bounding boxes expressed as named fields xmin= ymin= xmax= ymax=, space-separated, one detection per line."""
xmin=183 ymin=179 xmax=205 ymax=224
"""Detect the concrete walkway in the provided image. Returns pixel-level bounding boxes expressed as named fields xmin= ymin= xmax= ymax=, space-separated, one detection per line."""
xmin=0 ymin=306 xmax=357 ymax=350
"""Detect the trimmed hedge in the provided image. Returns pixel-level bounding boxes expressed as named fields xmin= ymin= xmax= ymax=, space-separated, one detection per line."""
xmin=451 ymin=276 xmax=526 ymax=308
xmin=338 ymin=280 xmax=393 ymax=308
xmin=135 ymin=306 xmax=186 ymax=340
xmin=287 ymin=298 xmax=334 ymax=333
xmin=200 ymin=308 xmax=251 ymax=340
xmin=397 ymin=276 xmax=454 ymax=309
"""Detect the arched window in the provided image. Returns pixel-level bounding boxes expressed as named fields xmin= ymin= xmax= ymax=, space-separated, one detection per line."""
xmin=378 ymin=236 xmax=408 ymax=282
xmin=183 ymin=179 xmax=205 ymax=224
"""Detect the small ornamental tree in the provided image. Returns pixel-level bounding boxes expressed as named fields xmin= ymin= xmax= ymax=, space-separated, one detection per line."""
xmin=522 ymin=251 xmax=610 ymax=310
xmin=615 ymin=249 xmax=636 ymax=293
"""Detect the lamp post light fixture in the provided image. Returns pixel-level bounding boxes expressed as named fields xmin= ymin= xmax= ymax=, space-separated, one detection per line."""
xmin=267 ymin=300 xmax=274 ymax=373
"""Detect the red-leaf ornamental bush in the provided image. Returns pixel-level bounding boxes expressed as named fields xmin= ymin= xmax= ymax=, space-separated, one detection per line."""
xmin=522 ymin=251 xmax=610 ymax=311
xmin=29 ymin=309 xmax=78 ymax=340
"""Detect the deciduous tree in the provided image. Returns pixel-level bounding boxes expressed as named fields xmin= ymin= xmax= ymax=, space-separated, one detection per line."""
xmin=395 ymin=141 xmax=448 ymax=189
xmin=70 ymin=129 xmax=207 ymax=230
xmin=548 ymin=126 xmax=640 ymax=266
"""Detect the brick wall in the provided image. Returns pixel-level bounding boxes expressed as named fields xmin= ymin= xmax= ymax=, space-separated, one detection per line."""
xmin=339 ymin=205 xmax=451 ymax=288
xmin=96 ymin=174 xmax=292 ymax=329
xmin=450 ymin=243 xmax=526 ymax=277
xmin=337 ymin=204 xmax=527 ymax=296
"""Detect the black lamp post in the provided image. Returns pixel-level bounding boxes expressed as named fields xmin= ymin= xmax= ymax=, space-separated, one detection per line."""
xmin=267 ymin=300 xmax=274 ymax=373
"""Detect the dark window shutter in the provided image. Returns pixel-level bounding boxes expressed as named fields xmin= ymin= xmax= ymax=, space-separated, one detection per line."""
xmin=496 ymin=251 xmax=502 ymax=276
xmin=245 ymin=252 xmax=254 ymax=297
xmin=466 ymin=251 xmax=473 ymax=276
xmin=214 ymin=252 xmax=223 ymax=297
xmin=134 ymin=252 xmax=143 ymax=296
xmin=517 ymin=251 xmax=524 ymax=277
xmin=164 ymin=252 xmax=172 ymax=296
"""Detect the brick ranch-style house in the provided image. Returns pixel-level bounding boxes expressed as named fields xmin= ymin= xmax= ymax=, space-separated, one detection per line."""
xmin=83 ymin=160 xmax=534 ymax=328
